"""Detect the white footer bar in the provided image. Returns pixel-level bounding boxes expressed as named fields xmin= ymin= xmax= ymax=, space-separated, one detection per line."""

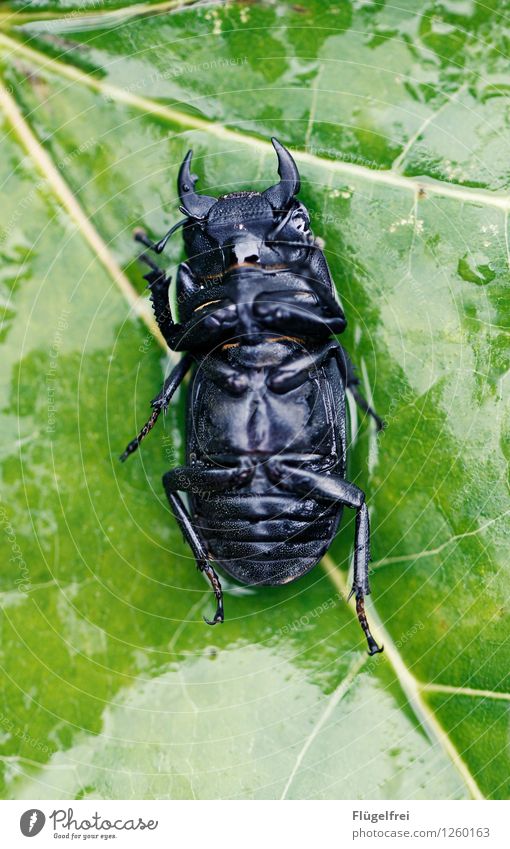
xmin=2 ymin=799 xmax=508 ymax=849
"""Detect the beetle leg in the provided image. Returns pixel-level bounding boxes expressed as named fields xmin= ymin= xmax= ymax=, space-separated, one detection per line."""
xmin=335 ymin=347 xmax=386 ymax=432
xmin=199 ymin=359 xmax=250 ymax=395
xmin=135 ymin=232 xmax=198 ymax=348
xmin=267 ymin=340 xmax=339 ymax=393
xmin=173 ymin=299 xmax=240 ymax=351
xmin=135 ymin=245 xmax=180 ymax=347
xmin=162 ymin=458 xmax=256 ymax=493
xmin=253 ymin=296 xmax=346 ymax=337
xmin=162 ymin=477 xmax=224 ymax=625
xmin=267 ymin=462 xmax=383 ymax=656
xmin=119 ymin=354 xmax=193 ymax=462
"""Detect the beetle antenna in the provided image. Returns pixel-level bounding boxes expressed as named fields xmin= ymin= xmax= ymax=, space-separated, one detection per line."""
xmin=134 ymin=219 xmax=187 ymax=256
xmin=267 ymin=238 xmax=323 ymax=252
xmin=153 ymin=218 xmax=187 ymax=254
xmin=268 ymin=206 xmax=294 ymax=240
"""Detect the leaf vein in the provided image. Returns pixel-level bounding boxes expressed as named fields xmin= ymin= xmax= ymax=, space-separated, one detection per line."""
xmin=321 ymin=555 xmax=485 ymax=800
xmin=421 ymin=683 xmax=510 ymax=702
xmin=1 ymin=33 xmax=510 ymax=211
xmin=391 ymin=83 xmax=469 ymax=172
xmin=372 ymin=508 xmax=510 ymax=569
xmin=280 ymin=652 xmax=367 ymax=800
xmin=0 ymin=79 xmax=166 ymax=349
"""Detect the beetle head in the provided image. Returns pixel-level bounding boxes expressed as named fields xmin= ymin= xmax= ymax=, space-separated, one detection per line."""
xmin=178 ymin=138 xmax=312 ymax=277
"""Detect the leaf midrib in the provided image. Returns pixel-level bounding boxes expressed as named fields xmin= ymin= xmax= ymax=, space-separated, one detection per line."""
xmin=321 ymin=556 xmax=484 ymax=800
xmin=0 ymin=0 xmax=193 ymax=27
xmin=0 ymin=19 xmax=488 ymax=801
xmin=0 ymin=77 xmax=166 ymax=349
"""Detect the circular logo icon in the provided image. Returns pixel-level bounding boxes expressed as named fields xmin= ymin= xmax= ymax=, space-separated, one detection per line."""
xmin=20 ymin=809 xmax=46 ymax=837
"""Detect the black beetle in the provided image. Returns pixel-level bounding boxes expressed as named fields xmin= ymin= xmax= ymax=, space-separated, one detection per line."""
xmin=121 ymin=139 xmax=384 ymax=655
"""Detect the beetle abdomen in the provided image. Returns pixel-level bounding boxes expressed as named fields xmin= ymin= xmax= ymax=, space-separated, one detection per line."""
xmin=186 ymin=339 xmax=346 ymax=586
xmin=194 ymin=493 xmax=343 ymax=585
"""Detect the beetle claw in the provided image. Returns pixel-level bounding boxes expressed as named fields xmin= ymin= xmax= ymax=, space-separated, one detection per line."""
xmin=367 ymin=639 xmax=384 ymax=656
xmin=353 ymin=593 xmax=384 ymax=656
xmin=203 ymin=610 xmax=224 ymax=626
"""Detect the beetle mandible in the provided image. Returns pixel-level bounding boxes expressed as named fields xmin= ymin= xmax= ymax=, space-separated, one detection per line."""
xmin=121 ymin=138 xmax=385 ymax=655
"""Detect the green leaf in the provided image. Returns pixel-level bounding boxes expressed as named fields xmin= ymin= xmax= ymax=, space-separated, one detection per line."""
xmin=1 ymin=0 xmax=509 ymax=800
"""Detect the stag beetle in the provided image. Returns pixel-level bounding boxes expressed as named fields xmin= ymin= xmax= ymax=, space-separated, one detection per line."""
xmin=121 ymin=139 xmax=384 ymax=655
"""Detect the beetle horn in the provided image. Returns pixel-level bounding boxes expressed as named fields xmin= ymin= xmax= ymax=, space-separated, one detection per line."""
xmin=178 ymin=150 xmax=216 ymax=219
xmin=263 ymin=138 xmax=301 ymax=210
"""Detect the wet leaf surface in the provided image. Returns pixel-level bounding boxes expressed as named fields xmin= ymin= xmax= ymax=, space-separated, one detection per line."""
xmin=0 ymin=0 xmax=509 ymax=799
